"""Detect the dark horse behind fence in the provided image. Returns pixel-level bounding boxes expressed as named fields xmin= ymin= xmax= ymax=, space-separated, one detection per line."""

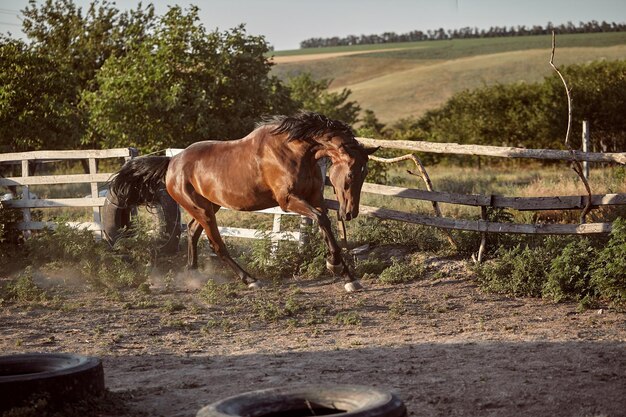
xmin=108 ymin=112 xmax=377 ymax=292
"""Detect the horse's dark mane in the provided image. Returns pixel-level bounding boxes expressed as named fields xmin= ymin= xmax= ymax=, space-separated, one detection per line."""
xmin=259 ymin=112 xmax=357 ymax=145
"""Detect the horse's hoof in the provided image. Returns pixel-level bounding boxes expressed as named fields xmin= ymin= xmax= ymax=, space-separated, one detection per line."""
xmin=248 ymin=281 xmax=262 ymax=290
xmin=344 ymin=281 xmax=363 ymax=292
xmin=326 ymin=260 xmax=343 ymax=274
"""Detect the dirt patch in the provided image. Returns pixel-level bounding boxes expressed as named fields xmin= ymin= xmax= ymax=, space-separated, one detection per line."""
xmin=1 ymin=257 xmax=625 ymax=416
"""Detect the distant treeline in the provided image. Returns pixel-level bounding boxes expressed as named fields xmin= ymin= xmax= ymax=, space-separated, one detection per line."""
xmin=300 ymin=20 xmax=626 ymax=49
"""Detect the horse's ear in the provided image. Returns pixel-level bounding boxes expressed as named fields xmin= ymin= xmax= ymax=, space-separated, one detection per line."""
xmin=364 ymin=146 xmax=380 ymax=155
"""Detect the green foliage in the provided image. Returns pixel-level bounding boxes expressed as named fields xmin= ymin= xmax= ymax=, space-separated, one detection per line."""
xmin=1 ymin=0 xmax=156 ymax=151
xmin=333 ymin=311 xmax=362 ymax=326
xmin=0 ymin=205 xmax=22 ymax=263
xmin=389 ymin=60 xmax=626 ymax=152
xmin=200 ymin=280 xmax=243 ymax=305
xmin=241 ymin=228 xmax=327 ymax=281
xmin=1 ymin=1 xmax=304 ymax=153
xmin=83 ymin=6 xmax=295 ymax=152
xmin=475 ymin=224 xmax=626 ymax=306
xmin=0 ymin=38 xmax=82 ymax=152
xmin=475 ymin=244 xmax=554 ymax=297
xmin=286 ymin=72 xmax=361 ymax=125
xmin=355 ymin=257 xmax=388 ymax=279
xmin=378 ymin=257 xmax=425 ymax=285
xmin=590 ymin=218 xmax=626 ymax=304
xmin=350 ymin=217 xmax=446 ymax=251
xmin=22 ymin=221 xmax=154 ymax=290
xmin=543 ymin=239 xmax=596 ymax=302
xmin=0 ymin=266 xmax=48 ymax=304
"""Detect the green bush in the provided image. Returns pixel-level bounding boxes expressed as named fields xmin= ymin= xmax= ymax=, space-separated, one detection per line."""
xmin=240 ymin=227 xmax=327 ymax=281
xmin=475 ymin=244 xmax=553 ymax=297
xmin=0 ymin=204 xmax=22 ymax=264
xmin=350 ymin=217 xmax=446 ymax=251
xmin=378 ymin=256 xmax=425 ymax=285
xmin=475 ymin=225 xmax=626 ymax=306
xmin=0 ymin=266 xmax=47 ymax=304
xmin=591 ymin=218 xmax=626 ymax=305
xmin=22 ymin=220 xmax=156 ymax=290
xmin=543 ymin=239 xmax=596 ymax=303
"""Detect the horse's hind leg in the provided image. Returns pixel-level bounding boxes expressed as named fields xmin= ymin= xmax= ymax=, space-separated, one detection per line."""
xmin=186 ymin=218 xmax=203 ymax=270
xmin=180 ymin=189 xmax=260 ymax=288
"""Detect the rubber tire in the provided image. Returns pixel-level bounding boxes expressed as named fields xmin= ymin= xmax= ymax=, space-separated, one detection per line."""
xmin=149 ymin=188 xmax=182 ymax=254
xmin=101 ymin=188 xmax=181 ymax=254
xmin=196 ymin=385 xmax=407 ymax=417
xmin=0 ymin=353 xmax=105 ymax=412
xmin=101 ymin=190 xmax=132 ymax=246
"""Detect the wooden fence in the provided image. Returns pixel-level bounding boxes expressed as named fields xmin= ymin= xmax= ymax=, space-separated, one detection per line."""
xmin=0 ymin=148 xmax=136 ymax=233
xmin=2 ymin=139 xmax=626 ymax=252
xmin=318 ymin=137 xmax=626 ymax=259
xmin=0 ymin=147 xmax=302 ymax=244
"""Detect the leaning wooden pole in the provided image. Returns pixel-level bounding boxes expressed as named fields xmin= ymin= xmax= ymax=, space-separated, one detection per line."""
xmin=368 ymin=153 xmax=458 ymax=249
xmin=549 ymin=31 xmax=593 ymax=223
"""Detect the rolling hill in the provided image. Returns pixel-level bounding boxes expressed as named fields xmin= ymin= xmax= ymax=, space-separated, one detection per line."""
xmin=270 ymin=32 xmax=626 ymax=123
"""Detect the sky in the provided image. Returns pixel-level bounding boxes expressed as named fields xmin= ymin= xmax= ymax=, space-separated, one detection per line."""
xmin=1 ymin=0 xmax=625 ymax=51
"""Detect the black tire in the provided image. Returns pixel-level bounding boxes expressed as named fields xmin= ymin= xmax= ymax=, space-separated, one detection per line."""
xmin=196 ymin=385 xmax=407 ymax=417
xmin=102 ymin=188 xmax=181 ymax=254
xmin=149 ymin=188 xmax=182 ymax=254
xmin=0 ymin=353 xmax=105 ymax=412
xmin=101 ymin=189 xmax=132 ymax=245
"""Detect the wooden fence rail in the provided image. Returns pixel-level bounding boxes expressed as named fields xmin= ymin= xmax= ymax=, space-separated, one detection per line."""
xmin=356 ymin=137 xmax=626 ymax=164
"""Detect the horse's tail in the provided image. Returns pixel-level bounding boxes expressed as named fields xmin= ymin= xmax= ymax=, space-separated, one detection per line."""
xmin=108 ymin=156 xmax=171 ymax=207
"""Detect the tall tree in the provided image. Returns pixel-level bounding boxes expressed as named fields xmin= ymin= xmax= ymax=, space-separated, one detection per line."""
xmin=0 ymin=38 xmax=81 ymax=152
xmin=82 ymin=6 xmax=295 ymax=151
xmin=286 ymin=73 xmax=361 ymax=126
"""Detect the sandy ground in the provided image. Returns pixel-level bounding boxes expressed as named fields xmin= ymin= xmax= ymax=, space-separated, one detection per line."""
xmin=1 ymin=257 xmax=626 ymax=416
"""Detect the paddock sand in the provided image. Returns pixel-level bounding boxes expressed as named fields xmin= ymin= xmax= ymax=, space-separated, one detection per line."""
xmin=1 ymin=256 xmax=625 ymax=416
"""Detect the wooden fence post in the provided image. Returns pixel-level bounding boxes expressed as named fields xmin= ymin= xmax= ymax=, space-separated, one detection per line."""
xmin=582 ymin=120 xmax=590 ymax=180
xmin=20 ymin=160 xmax=32 ymax=239
xmin=476 ymin=205 xmax=488 ymax=263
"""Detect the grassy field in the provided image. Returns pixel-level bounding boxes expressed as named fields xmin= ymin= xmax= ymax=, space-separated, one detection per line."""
xmin=271 ymin=32 xmax=626 ymax=123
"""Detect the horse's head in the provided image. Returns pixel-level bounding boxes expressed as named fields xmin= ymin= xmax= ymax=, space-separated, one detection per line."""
xmin=326 ymin=140 xmax=378 ymax=221
xmin=265 ymin=111 xmax=378 ymax=221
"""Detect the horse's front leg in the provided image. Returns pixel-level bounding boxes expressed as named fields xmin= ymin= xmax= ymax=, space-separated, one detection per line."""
xmin=283 ymin=197 xmax=362 ymax=292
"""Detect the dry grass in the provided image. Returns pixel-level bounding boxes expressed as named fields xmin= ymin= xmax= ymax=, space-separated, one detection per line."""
xmin=273 ymin=32 xmax=626 ymax=123
xmin=339 ymin=46 xmax=626 ymax=122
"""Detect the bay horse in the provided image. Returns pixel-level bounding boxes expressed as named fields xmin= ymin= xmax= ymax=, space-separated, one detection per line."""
xmin=108 ymin=112 xmax=377 ymax=292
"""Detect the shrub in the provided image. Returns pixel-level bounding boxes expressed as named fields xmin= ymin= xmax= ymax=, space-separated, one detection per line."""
xmin=22 ymin=220 xmax=156 ymax=290
xmin=0 ymin=266 xmax=47 ymax=304
xmin=378 ymin=256 xmax=425 ymax=285
xmin=543 ymin=239 xmax=596 ymax=303
xmin=350 ymin=217 xmax=446 ymax=251
xmin=590 ymin=218 xmax=626 ymax=305
xmin=240 ymin=227 xmax=327 ymax=281
xmin=474 ymin=244 xmax=553 ymax=297
xmin=0 ymin=204 xmax=23 ymax=264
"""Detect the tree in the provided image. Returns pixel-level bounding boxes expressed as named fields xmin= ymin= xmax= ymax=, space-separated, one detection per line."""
xmin=0 ymin=38 xmax=81 ymax=152
xmin=82 ymin=6 xmax=296 ymax=151
xmin=286 ymin=73 xmax=361 ymax=125
xmin=13 ymin=0 xmax=156 ymax=150
xmin=22 ymin=0 xmax=155 ymax=89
